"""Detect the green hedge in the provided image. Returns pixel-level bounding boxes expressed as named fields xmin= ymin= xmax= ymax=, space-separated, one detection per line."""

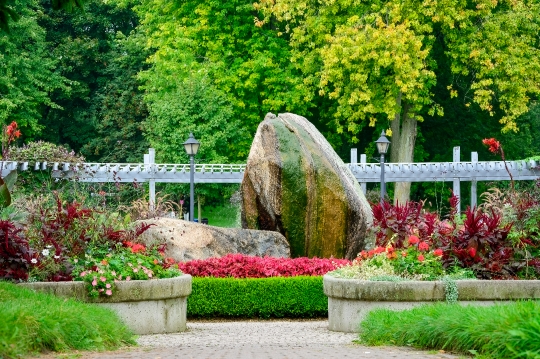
xmin=188 ymin=276 xmax=327 ymax=318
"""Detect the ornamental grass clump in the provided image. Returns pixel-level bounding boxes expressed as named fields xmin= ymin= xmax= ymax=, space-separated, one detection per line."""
xmin=0 ymin=281 xmax=135 ymax=359
xmin=359 ymin=301 xmax=540 ymax=359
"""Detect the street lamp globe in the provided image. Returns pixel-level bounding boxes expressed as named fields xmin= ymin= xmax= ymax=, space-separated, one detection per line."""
xmin=183 ymin=133 xmax=200 ymax=156
xmin=375 ymin=130 xmax=391 ymax=155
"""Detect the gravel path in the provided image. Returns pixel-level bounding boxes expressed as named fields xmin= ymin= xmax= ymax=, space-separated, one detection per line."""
xmin=41 ymin=319 xmax=462 ymax=359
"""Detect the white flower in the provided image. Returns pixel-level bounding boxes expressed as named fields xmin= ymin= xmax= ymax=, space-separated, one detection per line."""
xmin=31 ymin=258 xmax=38 ymax=264
xmin=54 ymin=255 xmax=60 ymax=259
xmin=46 ymin=245 xmax=53 ymax=249
xmin=42 ymin=249 xmax=50 ymax=256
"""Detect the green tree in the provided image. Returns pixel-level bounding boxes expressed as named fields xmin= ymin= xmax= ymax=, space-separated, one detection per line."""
xmin=0 ymin=0 xmax=69 ymax=138
xmin=258 ymin=0 xmax=540 ymax=203
xmin=0 ymin=0 xmax=83 ymax=32
xmin=136 ymin=0 xmax=315 ymax=161
xmin=37 ymin=0 xmax=146 ymax=157
xmin=81 ymin=31 xmax=150 ymax=162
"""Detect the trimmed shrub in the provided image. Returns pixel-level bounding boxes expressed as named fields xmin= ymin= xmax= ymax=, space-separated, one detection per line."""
xmin=178 ymin=253 xmax=350 ymax=278
xmin=188 ymin=276 xmax=327 ymax=318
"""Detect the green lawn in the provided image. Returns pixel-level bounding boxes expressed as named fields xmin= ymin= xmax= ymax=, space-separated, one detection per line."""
xmin=195 ymin=203 xmax=241 ymax=228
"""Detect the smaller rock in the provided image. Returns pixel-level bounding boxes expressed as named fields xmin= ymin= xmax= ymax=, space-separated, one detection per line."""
xmin=137 ymin=218 xmax=290 ymax=262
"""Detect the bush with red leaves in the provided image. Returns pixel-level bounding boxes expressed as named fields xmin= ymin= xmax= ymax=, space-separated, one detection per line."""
xmin=0 ymin=220 xmax=35 ymax=281
xmin=178 ymin=254 xmax=350 ymax=278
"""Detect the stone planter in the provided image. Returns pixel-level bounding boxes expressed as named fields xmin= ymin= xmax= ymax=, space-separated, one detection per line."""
xmin=20 ymin=274 xmax=192 ymax=335
xmin=323 ymin=275 xmax=540 ymax=333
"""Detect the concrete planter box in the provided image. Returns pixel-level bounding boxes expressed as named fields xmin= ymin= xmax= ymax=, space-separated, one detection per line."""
xmin=20 ymin=274 xmax=192 ymax=335
xmin=323 ymin=275 xmax=540 ymax=333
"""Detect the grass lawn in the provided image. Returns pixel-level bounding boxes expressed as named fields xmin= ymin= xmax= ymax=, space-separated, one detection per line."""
xmin=0 ymin=281 xmax=135 ymax=359
xmin=195 ymin=203 xmax=240 ymax=228
xmin=359 ymin=301 xmax=540 ymax=359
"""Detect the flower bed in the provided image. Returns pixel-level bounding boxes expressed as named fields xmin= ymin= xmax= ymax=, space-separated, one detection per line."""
xmin=179 ymin=254 xmax=349 ymax=318
xmin=20 ymin=274 xmax=192 ymax=335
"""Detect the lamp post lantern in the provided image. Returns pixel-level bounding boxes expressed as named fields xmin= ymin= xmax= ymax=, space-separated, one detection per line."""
xmin=183 ymin=133 xmax=200 ymax=222
xmin=375 ymin=130 xmax=391 ymax=204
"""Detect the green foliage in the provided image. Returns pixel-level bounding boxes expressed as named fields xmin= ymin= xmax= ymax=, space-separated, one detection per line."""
xmin=0 ymin=281 xmax=135 ymax=358
xmin=0 ymin=170 xmax=16 ymax=209
xmin=359 ymin=301 xmax=540 ymax=359
xmin=143 ymin=76 xmax=243 ymax=164
xmin=0 ymin=0 xmax=69 ymax=137
xmin=71 ymin=244 xmax=182 ymax=298
xmin=9 ymin=141 xmax=85 ymax=163
xmin=38 ymin=0 xmax=146 ymax=158
xmin=259 ymin=0 xmax=540 ymax=135
xmin=137 ymin=0 xmax=315 ymax=161
xmin=188 ymin=276 xmax=327 ymax=318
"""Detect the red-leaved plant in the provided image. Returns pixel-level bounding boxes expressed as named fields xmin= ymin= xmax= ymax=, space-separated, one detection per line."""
xmin=372 ymin=200 xmax=437 ymax=248
xmin=178 ymin=254 xmax=350 ymax=278
xmin=0 ymin=220 xmax=35 ymax=281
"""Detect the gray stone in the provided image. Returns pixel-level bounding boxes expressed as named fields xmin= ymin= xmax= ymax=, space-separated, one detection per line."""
xmin=20 ymin=275 xmax=192 ymax=335
xmin=323 ymin=275 xmax=540 ymax=332
xmin=138 ymin=217 xmax=290 ymax=261
xmin=241 ymin=112 xmax=373 ymax=260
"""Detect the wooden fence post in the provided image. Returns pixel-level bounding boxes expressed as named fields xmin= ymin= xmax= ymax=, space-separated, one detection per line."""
xmin=453 ymin=146 xmax=461 ymax=213
xmin=471 ymin=151 xmax=478 ymax=209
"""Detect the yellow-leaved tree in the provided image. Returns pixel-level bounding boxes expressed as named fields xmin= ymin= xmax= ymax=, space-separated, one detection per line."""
xmin=257 ymin=0 xmax=540 ymax=203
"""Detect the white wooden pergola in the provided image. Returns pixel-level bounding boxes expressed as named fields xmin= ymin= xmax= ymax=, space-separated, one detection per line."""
xmin=1 ymin=146 xmax=538 ymax=211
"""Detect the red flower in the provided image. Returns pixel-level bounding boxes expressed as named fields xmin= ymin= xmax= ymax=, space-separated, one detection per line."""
xmin=468 ymin=247 xmax=477 ymax=258
xmin=375 ymin=247 xmax=386 ymax=254
xmin=482 ymin=138 xmax=501 ymax=154
xmin=433 ymin=249 xmax=443 ymax=257
xmin=417 ymin=254 xmax=425 ymax=262
xmin=131 ymin=244 xmax=146 ymax=253
xmin=401 ymin=251 xmax=408 ymax=257
xmin=408 ymin=235 xmax=420 ymax=245
xmin=418 ymin=241 xmax=429 ymax=251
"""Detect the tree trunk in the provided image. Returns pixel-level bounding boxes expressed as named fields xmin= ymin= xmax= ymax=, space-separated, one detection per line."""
xmin=389 ymin=99 xmax=417 ymax=205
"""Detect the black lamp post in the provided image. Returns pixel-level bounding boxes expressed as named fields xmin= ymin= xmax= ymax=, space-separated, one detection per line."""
xmin=183 ymin=133 xmax=200 ymax=222
xmin=375 ymin=130 xmax=391 ymax=204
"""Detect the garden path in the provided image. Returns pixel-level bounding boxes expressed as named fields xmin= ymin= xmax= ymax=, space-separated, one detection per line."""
xmin=34 ymin=319 xmax=463 ymax=359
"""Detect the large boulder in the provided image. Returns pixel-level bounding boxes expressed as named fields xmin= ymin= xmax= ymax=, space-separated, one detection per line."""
xmin=241 ymin=113 xmax=373 ymax=260
xmin=137 ymin=218 xmax=290 ymax=261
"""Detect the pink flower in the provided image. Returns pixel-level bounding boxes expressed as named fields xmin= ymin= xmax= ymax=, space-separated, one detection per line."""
xmin=106 ymin=283 xmax=111 ymax=289
xmin=106 ymin=290 xmax=112 ymax=296
xmin=418 ymin=242 xmax=429 ymax=251
xmin=126 ymin=276 xmax=131 ymax=281
xmin=433 ymin=249 xmax=443 ymax=256
xmin=417 ymin=254 xmax=425 ymax=262
xmin=80 ymin=271 xmax=87 ymax=277
xmin=91 ymin=278 xmax=97 ymax=286
xmin=133 ymin=268 xmax=139 ymax=273
xmin=408 ymin=235 xmax=420 ymax=245
xmin=111 ymin=271 xmax=116 ymax=276
xmin=100 ymin=276 xmax=106 ymax=282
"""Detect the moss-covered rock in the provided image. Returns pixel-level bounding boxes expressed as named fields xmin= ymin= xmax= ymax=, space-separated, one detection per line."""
xmin=241 ymin=113 xmax=373 ymax=259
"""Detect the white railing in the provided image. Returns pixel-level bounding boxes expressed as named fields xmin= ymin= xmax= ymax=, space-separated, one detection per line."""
xmin=1 ymin=147 xmax=538 ymax=210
